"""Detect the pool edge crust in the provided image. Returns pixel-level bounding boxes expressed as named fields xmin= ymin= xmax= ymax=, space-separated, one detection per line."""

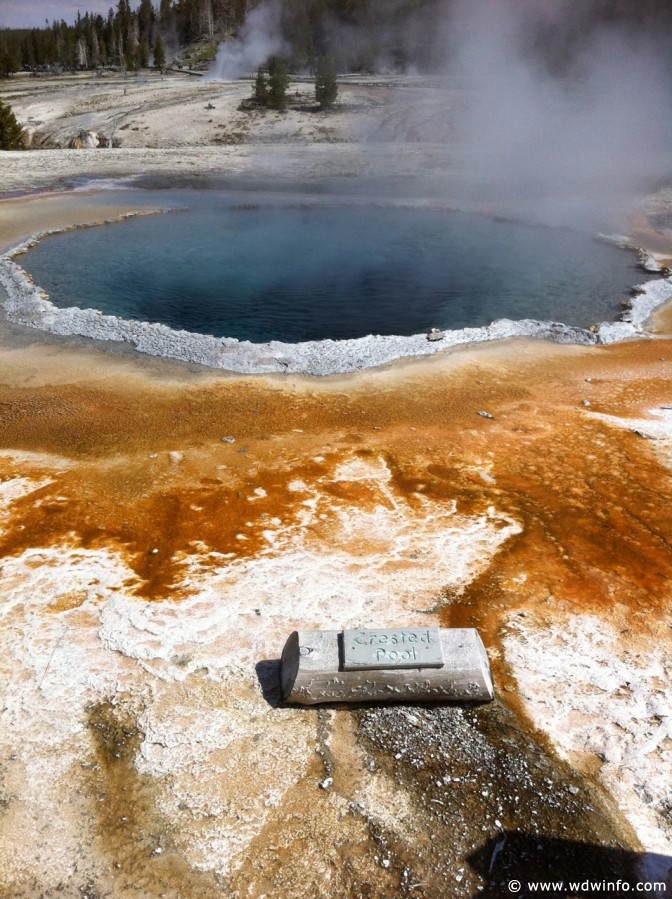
xmin=3 ymin=222 xmax=672 ymax=374
xmin=279 ymin=628 xmax=494 ymax=705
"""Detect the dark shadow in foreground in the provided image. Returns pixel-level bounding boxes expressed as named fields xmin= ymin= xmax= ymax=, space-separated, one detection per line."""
xmin=468 ymin=832 xmax=671 ymax=898
xmin=255 ymin=659 xmax=282 ymax=707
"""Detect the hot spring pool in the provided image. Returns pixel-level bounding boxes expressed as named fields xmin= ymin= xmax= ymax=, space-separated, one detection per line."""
xmin=21 ymin=191 xmax=645 ymax=344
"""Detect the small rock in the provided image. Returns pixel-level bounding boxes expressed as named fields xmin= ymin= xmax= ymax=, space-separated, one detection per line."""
xmin=148 ymin=453 xmax=158 ymax=458
xmin=168 ymin=451 xmax=183 ymax=463
xmin=477 ymin=411 xmax=494 ymax=419
xmin=581 ymin=399 xmax=591 ymax=407
xmin=319 ymin=777 xmax=333 ymax=790
xmin=150 ymin=548 xmax=159 ymax=554
xmin=568 ymin=785 xmax=579 ymax=795
xmin=381 ymin=858 xmax=391 ymax=868
xmin=152 ymin=846 xmax=163 ymax=855
xmin=69 ymin=129 xmax=100 ymax=149
xmin=221 ymin=436 xmax=235 ymax=444
xmin=585 ymin=377 xmax=593 ymax=382
xmin=427 ymin=328 xmax=444 ymax=342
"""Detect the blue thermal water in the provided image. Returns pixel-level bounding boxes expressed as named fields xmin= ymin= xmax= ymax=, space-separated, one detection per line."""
xmin=22 ymin=192 xmax=646 ymax=343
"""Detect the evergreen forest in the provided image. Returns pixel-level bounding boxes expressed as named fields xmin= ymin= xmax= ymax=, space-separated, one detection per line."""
xmin=1 ymin=0 xmax=671 ymax=79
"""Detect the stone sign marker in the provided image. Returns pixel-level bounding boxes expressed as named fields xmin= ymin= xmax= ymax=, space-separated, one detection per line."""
xmin=280 ymin=627 xmax=494 ymax=705
xmin=342 ymin=627 xmax=444 ymax=670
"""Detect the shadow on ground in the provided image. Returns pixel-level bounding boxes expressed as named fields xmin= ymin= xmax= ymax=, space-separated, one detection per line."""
xmin=255 ymin=658 xmax=282 ymax=706
xmin=468 ymin=833 xmax=672 ymax=897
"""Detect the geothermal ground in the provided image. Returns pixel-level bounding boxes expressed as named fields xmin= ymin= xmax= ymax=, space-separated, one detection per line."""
xmin=0 ymin=71 xmax=458 ymax=195
xmin=0 ymin=71 xmax=671 ymax=898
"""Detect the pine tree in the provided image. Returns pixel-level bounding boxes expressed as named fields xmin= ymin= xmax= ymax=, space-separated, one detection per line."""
xmin=200 ymin=0 xmax=215 ymax=37
xmin=137 ymin=0 xmax=155 ymax=39
xmin=0 ymin=100 xmax=25 ymax=150
xmin=315 ymin=54 xmax=337 ymax=109
xmin=126 ymin=19 xmax=139 ymax=70
xmin=139 ymin=38 xmax=149 ymax=68
xmin=159 ymin=0 xmax=172 ymax=24
xmin=76 ymin=36 xmax=88 ymax=68
xmin=254 ymin=68 xmax=269 ymax=106
xmin=267 ymin=56 xmax=288 ymax=111
xmin=153 ymin=33 xmax=166 ymax=72
xmin=91 ymin=28 xmax=101 ymax=67
xmin=0 ymin=48 xmax=20 ymax=78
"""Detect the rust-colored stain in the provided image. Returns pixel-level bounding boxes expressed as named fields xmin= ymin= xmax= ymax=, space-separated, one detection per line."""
xmin=1 ymin=314 xmax=671 ymax=899
xmin=0 ymin=451 xmax=332 ymax=599
xmin=1 ymin=337 xmax=671 ymax=637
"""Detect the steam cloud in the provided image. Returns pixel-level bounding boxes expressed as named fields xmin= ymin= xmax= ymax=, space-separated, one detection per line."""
xmin=206 ymin=0 xmax=671 ymax=227
xmin=206 ymin=0 xmax=286 ymax=81
xmin=320 ymin=0 xmax=672 ymax=227
xmin=438 ymin=0 xmax=672 ymax=227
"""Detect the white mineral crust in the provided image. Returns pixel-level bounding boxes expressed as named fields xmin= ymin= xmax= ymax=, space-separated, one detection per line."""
xmin=0 ymin=454 xmax=520 ymax=881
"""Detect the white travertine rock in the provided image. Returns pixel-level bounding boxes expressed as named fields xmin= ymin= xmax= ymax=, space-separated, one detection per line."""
xmin=504 ymin=613 xmax=672 ymax=875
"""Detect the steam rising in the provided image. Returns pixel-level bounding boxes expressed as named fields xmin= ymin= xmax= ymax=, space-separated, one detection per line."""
xmin=442 ymin=0 xmax=672 ymax=226
xmin=206 ymin=1 xmax=286 ymax=81
xmin=203 ymin=0 xmax=671 ymax=227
